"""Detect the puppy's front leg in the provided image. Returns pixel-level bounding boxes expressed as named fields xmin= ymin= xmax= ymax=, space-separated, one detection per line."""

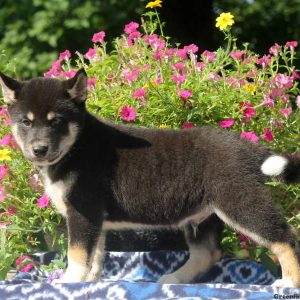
xmin=56 ymin=207 xmax=102 ymax=283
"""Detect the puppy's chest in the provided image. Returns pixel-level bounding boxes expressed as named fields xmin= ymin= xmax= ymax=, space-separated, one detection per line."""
xmin=43 ymin=174 xmax=71 ymax=217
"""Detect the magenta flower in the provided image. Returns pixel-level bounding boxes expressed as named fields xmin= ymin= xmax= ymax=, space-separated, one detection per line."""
xmin=0 ymin=106 xmax=8 ymax=117
xmin=119 ymin=106 xmax=136 ymax=122
xmin=296 ymin=95 xmax=300 ymax=107
xmin=87 ymin=78 xmax=97 ymax=90
xmin=92 ymin=31 xmax=106 ymax=43
xmin=60 ymin=71 xmax=76 ymax=79
xmin=240 ymin=102 xmax=256 ymax=119
xmin=44 ymin=60 xmax=61 ymax=78
xmin=156 ymin=77 xmax=163 ymax=84
xmin=7 ymin=206 xmax=16 ymax=215
xmin=59 ymin=50 xmax=71 ymax=61
xmin=121 ymin=68 xmax=139 ymax=85
xmin=171 ymin=74 xmax=186 ymax=88
xmin=0 ymin=135 xmax=13 ymax=146
xmin=124 ymin=22 xmax=139 ymax=34
xmin=201 ymin=50 xmax=216 ymax=62
xmin=274 ymin=73 xmax=293 ymax=89
xmin=279 ymin=107 xmax=292 ymax=118
xmin=179 ymin=90 xmax=192 ymax=101
xmin=184 ymin=44 xmax=198 ymax=54
xmin=207 ymin=73 xmax=221 ymax=81
xmin=0 ymin=165 xmax=9 ymax=180
xmin=263 ymin=128 xmax=274 ymax=142
xmin=230 ymin=50 xmax=247 ymax=60
xmin=269 ymin=44 xmax=281 ymax=56
xmin=132 ymin=88 xmax=147 ymax=99
xmin=292 ymin=71 xmax=300 ymax=79
xmin=219 ymin=119 xmax=235 ymax=128
xmin=197 ymin=62 xmax=205 ymax=71
xmin=0 ymin=186 xmax=7 ymax=202
xmin=151 ymin=51 xmax=164 ymax=60
xmin=37 ymin=194 xmax=50 ymax=208
xmin=182 ymin=122 xmax=195 ymax=129
xmin=240 ymin=132 xmax=259 ymax=142
xmin=84 ymin=48 xmax=97 ymax=61
xmin=172 ymin=62 xmax=185 ymax=73
xmin=16 ymin=256 xmax=34 ymax=273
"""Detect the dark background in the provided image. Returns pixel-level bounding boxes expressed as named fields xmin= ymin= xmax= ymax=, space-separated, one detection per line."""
xmin=1 ymin=0 xmax=300 ymax=78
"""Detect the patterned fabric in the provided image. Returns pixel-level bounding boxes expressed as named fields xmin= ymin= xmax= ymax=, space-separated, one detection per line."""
xmin=1 ymin=251 xmax=299 ymax=299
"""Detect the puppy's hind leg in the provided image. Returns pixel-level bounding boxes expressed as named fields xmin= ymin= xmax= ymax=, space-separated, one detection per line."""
xmin=213 ymin=185 xmax=300 ymax=288
xmin=158 ymin=215 xmax=223 ymax=284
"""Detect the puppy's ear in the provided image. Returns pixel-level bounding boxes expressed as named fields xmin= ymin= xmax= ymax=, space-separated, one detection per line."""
xmin=66 ymin=68 xmax=87 ymax=103
xmin=0 ymin=72 xmax=22 ymax=104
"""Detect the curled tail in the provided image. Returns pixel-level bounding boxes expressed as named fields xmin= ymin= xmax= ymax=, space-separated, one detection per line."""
xmin=261 ymin=154 xmax=300 ymax=184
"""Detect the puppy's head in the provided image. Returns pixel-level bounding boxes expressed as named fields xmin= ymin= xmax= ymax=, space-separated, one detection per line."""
xmin=0 ymin=69 xmax=88 ymax=166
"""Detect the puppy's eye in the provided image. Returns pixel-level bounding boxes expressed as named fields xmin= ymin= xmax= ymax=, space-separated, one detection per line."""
xmin=21 ymin=119 xmax=32 ymax=127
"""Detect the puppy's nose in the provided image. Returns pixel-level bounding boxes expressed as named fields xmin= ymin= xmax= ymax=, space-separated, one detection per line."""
xmin=33 ymin=145 xmax=48 ymax=158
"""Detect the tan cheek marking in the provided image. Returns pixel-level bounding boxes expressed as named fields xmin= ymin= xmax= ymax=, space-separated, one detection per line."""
xmin=271 ymin=242 xmax=300 ymax=287
xmin=47 ymin=111 xmax=56 ymax=121
xmin=27 ymin=111 xmax=34 ymax=121
xmin=68 ymin=244 xmax=88 ymax=266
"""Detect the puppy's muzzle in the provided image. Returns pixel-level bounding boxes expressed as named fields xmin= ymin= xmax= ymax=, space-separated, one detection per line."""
xmin=32 ymin=145 xmax=49 ymax=158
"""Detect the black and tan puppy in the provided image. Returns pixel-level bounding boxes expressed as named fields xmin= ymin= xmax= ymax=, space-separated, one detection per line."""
xmin=0 ymin=69 xmax=299 ymax=287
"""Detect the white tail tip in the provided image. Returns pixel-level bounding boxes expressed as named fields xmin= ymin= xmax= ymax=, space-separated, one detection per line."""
xmin=261 ymin=155 xmax=288 ymax=176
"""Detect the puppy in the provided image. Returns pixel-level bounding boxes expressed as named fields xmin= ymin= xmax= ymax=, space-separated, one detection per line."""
xmin=0 ymin=69 xmax=299 ymax=287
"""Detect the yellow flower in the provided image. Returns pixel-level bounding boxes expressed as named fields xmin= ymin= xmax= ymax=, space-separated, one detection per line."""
xmin=159 ymin=124 xmax=169 ymax=128
xmin=216 ymin=12 xmax=235 ymax=31
xmin=243 ymin=83 xmax=256 ymax=95
xmin=146 ymin=0 xmax=162 ymax=9
xmin=0 ymin=148 xmax=11 ymax=161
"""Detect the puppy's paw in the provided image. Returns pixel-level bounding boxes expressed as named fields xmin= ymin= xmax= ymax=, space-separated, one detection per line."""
xmin=158 ymin=274 xmax=181 ymax=284
xmin=272 ymin=278 xmax=295 ymax=288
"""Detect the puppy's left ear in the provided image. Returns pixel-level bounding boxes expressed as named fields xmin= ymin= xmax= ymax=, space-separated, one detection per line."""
xmin=66 ymin=68 xmax=87 ymax=103
xmin=0 ymin=72 xmax=22 ymax=104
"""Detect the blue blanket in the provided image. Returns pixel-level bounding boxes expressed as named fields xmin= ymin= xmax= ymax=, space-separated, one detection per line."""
xmin=1 ymin=251 xmax=299 ymax=299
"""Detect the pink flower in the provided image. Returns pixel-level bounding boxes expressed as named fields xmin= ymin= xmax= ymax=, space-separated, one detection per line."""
xmin=21 ymin=264 xmax=34 ymax=272
xmin=92 ymin=31 xmax=105 ymax=44
xmin=279 ymin=107 xmax=292 ymax=118
xmin=132 ymin=88 xmax=147 ymax=99
xmin=16 ymin=256 xmax=31 ymax=267
xmin=119 ymin=106 xmax=136 ymax=122
xmin=201 ymin=50 xmax=216 ymax=62
xmin=179 ymin=90 xmax=192 ymax=101
xmin=121 ymin=69 xmax=139 ymax=85
xmin=230 ymin=50 xmax=247 ymax=60
xmin=262 ymin=94 xmax=275 ymax=108
xmin=28 ymin=173 xmax=42 ymax=192
xmin=156 ymin=77 xmax=163 ymax=84
xmin=60 ymin=71 xmax=76 ymax=79
xmin=207 ymin=73 xmax=220 ymax=81
xmin=271 ymin=88 xmax=284 ymax=98
xmin=197 ymin=62 xmax=205 ymax=71
xmin=182 ymin=122 xmax=195 ymax=129
xmin=0 ymin=186 xmax=7 ymax=202
xmin=240 ymin=102 xmax=256 ymax=119
xmin=219 ymin=119 xmax=235 ymax=128
xmin=176 ymin=49 xmax=188 ymax=60
xmin=296 ymin=95 xmax=300 ymax=107
xmin=0 ymin=135 xmax=12 ymax=146
xmin=3 ymin=119 xmax=11 ymax=125
xmin=124 ymin=22 xmax=139 ymax=34
xmin=256 ymin=55 xmax=271 ymax=68
xmin=84 ymin=48 xmax=97 ymax=61
xmin=274 ymin=73 xmax=293 ymax=89
xmin=16 ymin=256 xmax=34 ymax=273
xmin=240 ymin=132 xmax=259 ymax=142
xmin=0 ymin=106 xmax=8 ymax=117
xmin=37 ymin=194 xmax=50 ymax=208
xmin=269 ymin=44 xmax=281 ymax=56
xmin=171 ymin=74 xmax=186 ymax=88
xmin=44 ymin=60 xmax=61 ymax=78
xmin=151 ymin=51 xmax=164 ymax=60
xmin=285 ymin=41 xmax=298 ymax=49
xmin=172 ymin=62 xmax=185 ymax=73
xmin=0 ymin=165 xmax=9 ymax=180
xmin=59 ymin=50 xmax=71 ymax=61
xmin=87 ymin=78 xmax=97 ymax=90
xmin=184 ymin=44 xmax=198 ymax=54
xmin=292 ymin=71 xmax=300 ymax=80
xmin=262 ymin=128 xmax=274 ymax=142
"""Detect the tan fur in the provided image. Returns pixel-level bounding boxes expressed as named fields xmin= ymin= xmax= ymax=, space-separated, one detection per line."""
xmin=68 ymin=244 xmax=88 ymax=266
xmin=47 ymin=111 xmax=56 ymax=121
xmin=271 ymin=242 xmax=300 ymax=287
xmin=27 ymin=111 xmax=35 ymax=121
